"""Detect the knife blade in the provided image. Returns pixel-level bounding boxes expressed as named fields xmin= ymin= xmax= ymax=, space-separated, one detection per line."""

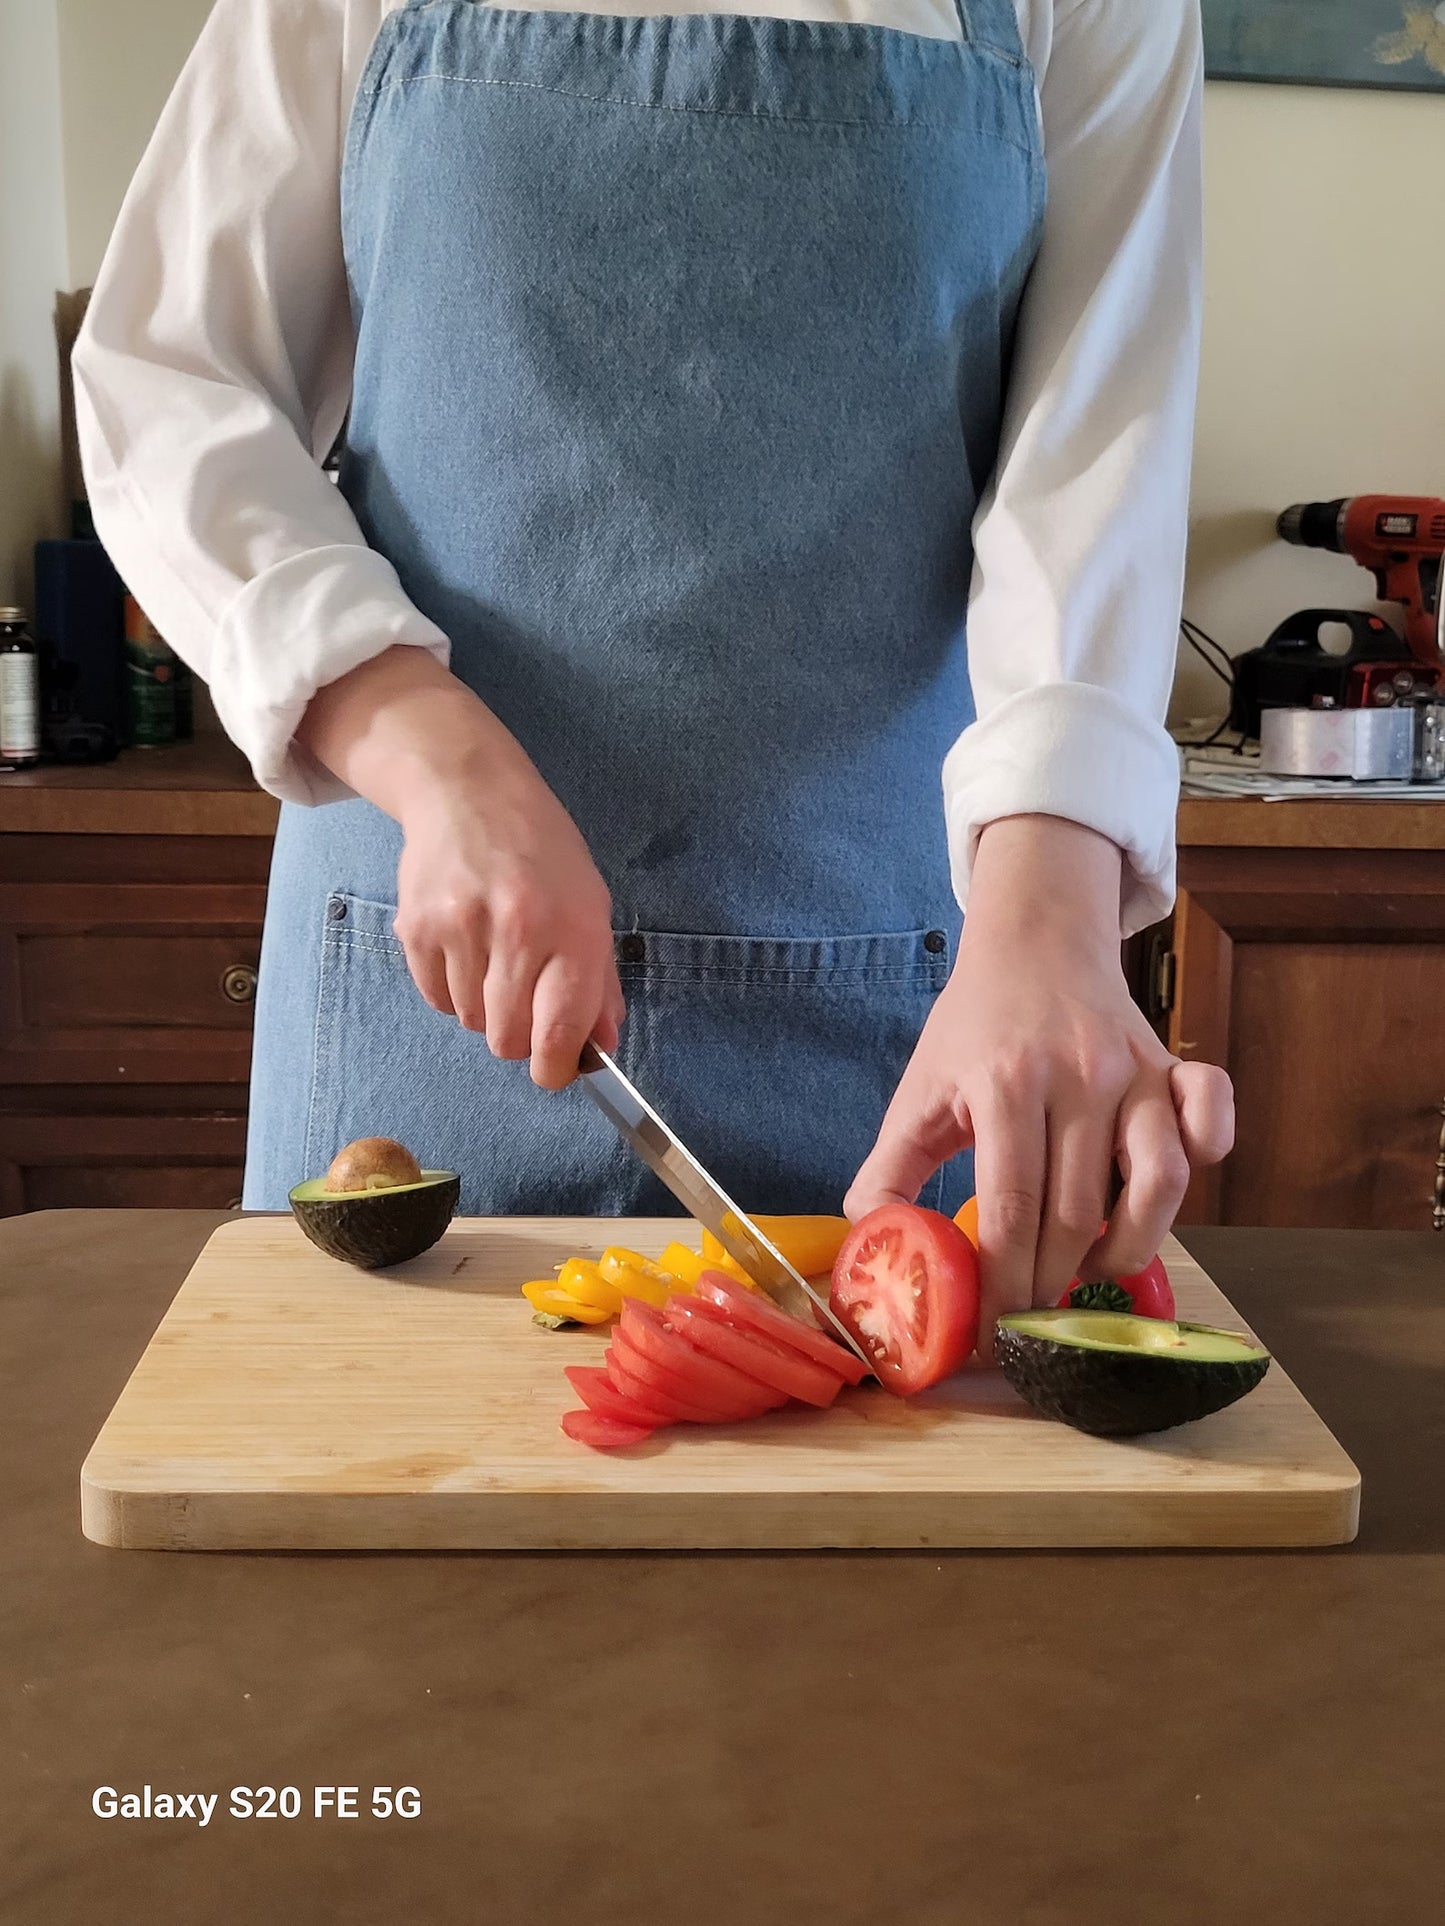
xmin=577 ymin=1043 xmax=871 ymax=1370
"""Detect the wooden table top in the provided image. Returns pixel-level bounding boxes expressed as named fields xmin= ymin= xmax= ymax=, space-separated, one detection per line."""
xmin=4 ymin=1210 xmax=1443 ymax=1925
xmin=0 ymin=737 xmax=278 ymax=836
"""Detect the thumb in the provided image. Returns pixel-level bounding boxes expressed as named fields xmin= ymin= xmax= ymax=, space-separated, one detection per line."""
xmin=844 ymin=1083 xmax=971 ymax=1223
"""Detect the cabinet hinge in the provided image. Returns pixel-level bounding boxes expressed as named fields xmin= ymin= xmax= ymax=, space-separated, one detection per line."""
xmin=1151 ymin=945 xmax=1177 ymax=1019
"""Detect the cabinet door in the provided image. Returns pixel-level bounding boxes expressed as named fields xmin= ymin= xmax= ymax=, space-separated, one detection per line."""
xmin=0 ymin=881 xmax=266 ymax=1085
xmin=0 ymin=1106 xmax=247 ymax=1214
xmin=1170 ymin=847 xmax=1445 ymax=1230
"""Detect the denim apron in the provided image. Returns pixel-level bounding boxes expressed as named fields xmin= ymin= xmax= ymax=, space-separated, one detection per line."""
xmin=244 ymin=0 xmax=1044 ymax=1216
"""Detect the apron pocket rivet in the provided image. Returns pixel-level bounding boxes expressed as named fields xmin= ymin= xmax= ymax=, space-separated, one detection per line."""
xmin=924 ymin=930 xmax=947 ymax=955
xmin=328 ymin=898 xmax=348 ymax=923
xmin=619 ymin=934 xmax=646 ymax=964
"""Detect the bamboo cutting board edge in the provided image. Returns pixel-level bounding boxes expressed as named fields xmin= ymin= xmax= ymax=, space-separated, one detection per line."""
xmin=80 ymin=1218 xmax=1362 ymax=1552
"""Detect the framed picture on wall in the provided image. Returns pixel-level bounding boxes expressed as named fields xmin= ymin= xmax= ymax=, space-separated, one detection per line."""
xmin=1204 ymin=1 xmax=1445 ymax=91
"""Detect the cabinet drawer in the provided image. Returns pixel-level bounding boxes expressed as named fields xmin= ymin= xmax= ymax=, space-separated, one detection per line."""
xmin=0 ymin=882 xmax=267 ymax=1085
xmin=0 ymin=1108 xmax=247 ymax=1215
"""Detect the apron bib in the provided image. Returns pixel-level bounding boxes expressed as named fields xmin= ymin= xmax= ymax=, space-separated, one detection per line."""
xmin=245 ymin=0 xmax=1044 ymax=1214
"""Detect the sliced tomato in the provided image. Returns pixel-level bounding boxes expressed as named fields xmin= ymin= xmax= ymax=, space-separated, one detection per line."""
xmin=693 ymin=1272 xmax=867 ymax=1385
xmin=609 ymin=1329 xmax=773 ymax=1423
xmin=1059 ymin=1254 xmax=1175 ymax=1321
xmin=830 ymin=1204 xmax=979 ymax=1397
xmin=560 ymin=1407 xmax=654 ymax=1450
xmin=619 ymin=1299 xmax=787 ymax=1414
xmin=666 ymin=1296 xmax=844 ymax=1408
xmin=605 ymin=1343 xmax=725 ymax=1425
xmin=564 ymin=1364 xmax=669 ymax=1430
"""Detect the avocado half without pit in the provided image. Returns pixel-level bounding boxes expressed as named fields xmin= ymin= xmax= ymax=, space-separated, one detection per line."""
xmin=288 ymin=1136 xmax=460 ymax=1270
xmin=995 ymin=1309 xmax=1270 ymax=1438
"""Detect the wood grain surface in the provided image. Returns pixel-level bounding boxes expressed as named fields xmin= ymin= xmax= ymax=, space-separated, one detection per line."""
xmin=81 ymin=1216 xmax=1361 ymax=1552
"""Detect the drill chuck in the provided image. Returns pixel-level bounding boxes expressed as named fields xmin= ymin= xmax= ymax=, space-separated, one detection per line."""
xmin=1277 ymin=499 xmax=1349 ymax=551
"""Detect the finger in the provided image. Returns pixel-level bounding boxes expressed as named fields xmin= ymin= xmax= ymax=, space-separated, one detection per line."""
xmin=972 ymin=1093 xmax=1047 ymax=1363
xmin=477 ymin=914 xmax=543 ymax=1058
xmin=1170 ymin=1060 xmax=1235 ymax=1168
xmin=529 ymin=954 xmax=604 ymax=1090
xmin=1089 ymin=1079 xmax=1190 ymax=1281
xmin=404 ymin=939 xmax=457 ymax=1019
xmin=843 ymin=1070 xmax=970 ymax=1222
xmin=600 ymin=962 xmax=627 ymax=1040
xmin=1035 ymin=1104 xmax=1115 ymax=1308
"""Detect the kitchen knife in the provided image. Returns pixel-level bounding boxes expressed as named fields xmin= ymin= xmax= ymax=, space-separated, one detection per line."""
xmin=577 ymin=1043 xmax=871 ymax=1369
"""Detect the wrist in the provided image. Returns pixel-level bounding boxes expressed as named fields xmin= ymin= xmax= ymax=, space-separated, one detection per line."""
xmin=965 ymin=816 xmax=1124 ymax=960
xmin=299 ymin=646 xmax=542 ymax=826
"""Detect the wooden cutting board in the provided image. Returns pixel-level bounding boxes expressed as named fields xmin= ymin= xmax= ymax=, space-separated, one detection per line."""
xmin=81 ymin=1217 xmax=1360 ymax=1551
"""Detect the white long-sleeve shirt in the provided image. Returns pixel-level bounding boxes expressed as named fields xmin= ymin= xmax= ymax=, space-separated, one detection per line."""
xmin=73 ymin=0 xmax=1201 ymax=937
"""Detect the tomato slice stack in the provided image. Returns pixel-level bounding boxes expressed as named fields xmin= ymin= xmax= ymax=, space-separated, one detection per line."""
xmin=560 ymin=1271 xmax=867 ymax=1450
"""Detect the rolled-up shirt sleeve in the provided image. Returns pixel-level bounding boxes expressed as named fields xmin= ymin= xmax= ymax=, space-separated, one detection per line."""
xmin=943 ymin=0 xmax=1202 ymax=937
xmin=72 ymin=0 xmax=446 ymax=805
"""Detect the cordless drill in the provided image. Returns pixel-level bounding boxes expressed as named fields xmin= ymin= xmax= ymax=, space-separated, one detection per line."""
xmin=1278 ymin=495 xmax=1445 ymax=667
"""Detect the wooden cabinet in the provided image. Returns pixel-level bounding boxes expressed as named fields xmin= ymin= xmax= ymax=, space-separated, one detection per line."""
xmin=0 ymin=743 xmax=278 ymax=1215
xmin=1150 ymin=799 xmax=1445 ymax=1233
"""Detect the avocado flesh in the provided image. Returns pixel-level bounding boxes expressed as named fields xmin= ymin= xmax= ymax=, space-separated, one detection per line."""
xmin=995 ymin=1310 xmax=1270 ymax=1438
xmin=289 ymin=1172 xmax=454 ymax=1204
xmin=288 ymin=1170 xmax=460 ymax=1269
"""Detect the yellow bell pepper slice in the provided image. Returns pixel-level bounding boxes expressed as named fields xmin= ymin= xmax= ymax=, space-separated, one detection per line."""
xmin=656 ymin=1241 xmax=708 ymax=1290
xmin=701 ymin=1214 xmax=852 ymax=1285
xmin=597 ymin=1248 xmax=672 ymax=1308
xmin=521 ymin=1281 xmax=612 ymax=1325
xmin=553 ymin=1257 xmax=625 ymax=1313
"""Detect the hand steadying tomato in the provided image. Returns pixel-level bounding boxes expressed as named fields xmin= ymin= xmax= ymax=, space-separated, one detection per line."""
xmin=1057 ymin=1254 xmax=1174 ymax=1321
xmin=830 ymin=1204 xmax=979 ymax=1396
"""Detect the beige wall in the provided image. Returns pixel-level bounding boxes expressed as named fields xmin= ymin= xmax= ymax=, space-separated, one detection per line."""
xmin=1180 ymin=81 xmax=1445 ymax=721
xmin=0 ymin=0 xmax=69 ymax=611
xmin=17 ymin=5 xmax=1445 ymax=719
xmin=56 ymin=0 xmax=215 ymax=286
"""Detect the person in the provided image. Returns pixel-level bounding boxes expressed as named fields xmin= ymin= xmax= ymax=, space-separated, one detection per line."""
xmin=74 ymin=0 xmax=1233 ymax=1355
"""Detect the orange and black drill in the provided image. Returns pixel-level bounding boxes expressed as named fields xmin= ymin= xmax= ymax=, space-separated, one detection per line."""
xmin=1278 ymin=495 xmax=1445 ymax=667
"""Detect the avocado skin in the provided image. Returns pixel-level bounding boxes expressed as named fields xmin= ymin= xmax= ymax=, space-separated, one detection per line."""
xmin=995 ymin=1325 xmax=1270 ymax=1437
xmin=289 ymin=1173 xmax=460 ymax=1269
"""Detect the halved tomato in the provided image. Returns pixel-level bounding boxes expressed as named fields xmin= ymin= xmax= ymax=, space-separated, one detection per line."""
xmin=693 ymin=1272 xmax=868 ymax=1385
xmin=560 ymin=1408 xmax=654 ymax=1450
xmin=618 ymin=1300 xmax=785 ymax=1415
xmin=830 ymin=1204 xmax=980 ymax=1396
xmin=666 ymin=1296 xmax=845 ymax=1409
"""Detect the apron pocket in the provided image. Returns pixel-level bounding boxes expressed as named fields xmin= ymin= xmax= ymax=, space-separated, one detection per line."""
xmin=304 ymin=892 xmax=638 ymax=1214
xmin=617 ymin=926 xmax=962 ymax=1216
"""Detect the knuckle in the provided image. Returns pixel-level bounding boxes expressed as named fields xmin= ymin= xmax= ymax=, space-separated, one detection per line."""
xmin=1138 ymin=1147 xmax=1192 ymax=1207
xmin=990 ymin=1058 xmax=1045 ymax=1109
xmin=985 ymin=1186 xmax=1043 ymax=1240
xmin=486 ymin=1020 xmax=529 ymax=1059
xmin=1055 ymin=1201 xmax=1105 ymax=1243
xmin=533 ymin=1019 xmax=584 ymax=1057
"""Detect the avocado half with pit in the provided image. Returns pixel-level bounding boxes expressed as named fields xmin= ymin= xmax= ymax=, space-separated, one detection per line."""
xmin=289 ymin=1136 xmax=459 ymax=1270
xmin=995 ymin=1309 xmax=1270 ymax=1438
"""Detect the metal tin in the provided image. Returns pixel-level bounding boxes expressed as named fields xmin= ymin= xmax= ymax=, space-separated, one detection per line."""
xmin=1258 ymin=705 xmax=1415 ymax=780
xmin=0 ymin=609 xmax=42 ymax=765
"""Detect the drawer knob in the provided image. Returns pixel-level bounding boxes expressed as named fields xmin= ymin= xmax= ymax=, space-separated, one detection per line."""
xmin=221 ymin=964 xmax=259 ymax=1006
